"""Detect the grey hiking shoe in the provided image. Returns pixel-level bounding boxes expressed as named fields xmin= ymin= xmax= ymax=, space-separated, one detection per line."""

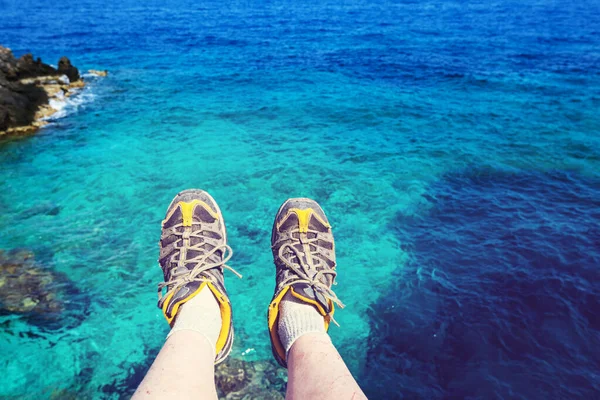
xmin=157 ymin=189 xmax=241 ymax=364
xmin=268 ymin=198 xmax=344 ymax=367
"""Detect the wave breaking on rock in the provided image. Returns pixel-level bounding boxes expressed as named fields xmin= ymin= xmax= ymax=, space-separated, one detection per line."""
xmin=0 ymin=46 xmax=102 ymax=136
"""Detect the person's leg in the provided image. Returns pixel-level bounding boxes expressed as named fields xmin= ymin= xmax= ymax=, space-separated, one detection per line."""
xmin=132 ymin=330 xmax=217 ymax=400
xmin=267 ymin=198 xmax=367 ymax=400
xmin=277 ymin=294 xmax=367 ymax=400
xmin=287 ymin=333 xmax=367 ymax=400
xmin=133 ymin=189 xmax=240 ymax=399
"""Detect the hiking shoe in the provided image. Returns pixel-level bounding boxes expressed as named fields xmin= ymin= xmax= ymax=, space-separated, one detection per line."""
xmin=157 ymin=189 xmax=241 ymax=364
xmin=268 ymin=198 xmax=344 ymax=367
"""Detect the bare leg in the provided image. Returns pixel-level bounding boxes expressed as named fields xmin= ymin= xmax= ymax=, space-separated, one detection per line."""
xmin=268 ymin=198 xmax=368 ymax=399
xmin=132 ymin=330 xmax=218 ymax=400
xmin=134 ymin=189 xmax=238 ymax=399
xmin=286 ymin=333 xmax=368 ymax=400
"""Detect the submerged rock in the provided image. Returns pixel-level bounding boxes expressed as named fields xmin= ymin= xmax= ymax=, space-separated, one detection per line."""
xmin=0 ymin=249 xmax=63 ymax=315
xmin=100 ymin=353 xmax=287 ymax=399
xmin=215 ymin=358 xmax=286 ymax=399
xmin=69 ymin=79 xmax=85 ymax=88
xmin=19 ymin=201 xmax=61 ymax=218
xmin=0 ymin=248 xmax=87 ymax=329
xmin=88 ymin=69 xmax=108 ymax=77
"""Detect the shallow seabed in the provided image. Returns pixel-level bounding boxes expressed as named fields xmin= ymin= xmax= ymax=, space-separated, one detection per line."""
xmin=0 ymin=0 xmax=599 ymax=398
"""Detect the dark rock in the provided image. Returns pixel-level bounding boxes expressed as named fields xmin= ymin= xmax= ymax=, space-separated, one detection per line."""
xmin=58 ymin=56 xmax=80 ymax=83
xmin=215 ymin=358 xmax=286 ymax=399
xmin=0 ymin=249 xmax=63 ymax=315
xmin=99 ymin=352 xmax=287 ymax=399
xmin=0 ymin=107 xmax=9 ymax=131
xmin=49 ymin=389 xmax=80 ymax=400
xmin=0 ymin=46 xmax=18 ymax=79
xmin=88 ymin=69 xmax=108 ymax=77
xmin=20 ymin=201 xmax=62 ymax=218
xmin=0 ymin=248 xmax=88 ymax=330
xmin=15 ymin=53 xmax=57 ymax=79
xmin=0 ymin=69 xmax=49 ymax=133
xmin=216 ymin=358 xmax=249 ymax=393
xmin=0 ymin=47 xmax=51 ymax=133
xmin=0 ymin=45 xmax=83 ymax=135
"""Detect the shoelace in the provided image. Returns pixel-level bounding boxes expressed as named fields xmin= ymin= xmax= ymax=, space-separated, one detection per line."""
xmin=274 ymin=228 xmax=345 ymax=326
xmin=158 ymin=229 xmax=242 ymax=303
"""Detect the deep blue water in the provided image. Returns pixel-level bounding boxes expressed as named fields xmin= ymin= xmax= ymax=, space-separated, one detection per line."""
xmin=365 ymin=169 xmax=600 ymax=398
xmin=1 ymin=0 xmax=599 ymax=398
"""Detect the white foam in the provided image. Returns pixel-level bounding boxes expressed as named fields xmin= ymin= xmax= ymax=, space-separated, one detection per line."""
xmin=42 ymin=85 xmax=96 ymax=122
xmin=58 ymin=74 xmax=70 ymax=84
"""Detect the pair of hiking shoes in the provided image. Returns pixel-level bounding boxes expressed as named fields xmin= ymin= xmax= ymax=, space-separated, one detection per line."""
xmin=156 ymin=189 xmax=343 ymax=367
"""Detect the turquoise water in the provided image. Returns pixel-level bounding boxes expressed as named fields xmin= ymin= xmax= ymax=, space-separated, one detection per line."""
xmin=1 ymin=0 xmax=599 ymax=398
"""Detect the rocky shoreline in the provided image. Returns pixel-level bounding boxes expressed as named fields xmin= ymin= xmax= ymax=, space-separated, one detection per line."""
xmin=0 ymin=46 xmax=104 ymax=136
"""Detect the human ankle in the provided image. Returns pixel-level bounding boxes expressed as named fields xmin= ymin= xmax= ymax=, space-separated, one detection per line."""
xmin=167 ymin=287 xmax=222 ymax=354
xmin=278 ymin=292 xmax=327 ymax=357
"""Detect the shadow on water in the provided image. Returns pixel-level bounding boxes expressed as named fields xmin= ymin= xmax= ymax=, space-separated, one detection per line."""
xmin=363 ymin=168 xmax=600 ymax=399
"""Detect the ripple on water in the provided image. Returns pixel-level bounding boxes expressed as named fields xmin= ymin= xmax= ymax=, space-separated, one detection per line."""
xmin=364 ymin=168 xmax=600 ymax=399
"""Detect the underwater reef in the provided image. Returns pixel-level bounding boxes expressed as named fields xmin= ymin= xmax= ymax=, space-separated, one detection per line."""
xmin=0 ymin=244 xmax=286 ymax=399
xmin=94 ymin=353 xmax=287 ymax=399
xmin=0 ymin=249 xmax=64 ymax=316
xmin=214 ymin=358 xmax=286 ymax=399
xmin=0 ymin=248 xmax=89 ymax=330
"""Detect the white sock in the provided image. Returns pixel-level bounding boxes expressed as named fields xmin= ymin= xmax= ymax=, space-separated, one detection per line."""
xmin=167 ymin=286 xmax=222 ymax=355
xmin=278 ymin=291 xmax=328 ymax=357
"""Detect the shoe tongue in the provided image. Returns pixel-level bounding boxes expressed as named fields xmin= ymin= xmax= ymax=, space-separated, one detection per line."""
xmin=292 ymin=282 xmax=331 ymax=314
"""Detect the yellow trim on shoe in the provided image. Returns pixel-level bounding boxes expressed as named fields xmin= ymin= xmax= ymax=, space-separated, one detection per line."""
xmin=276 ymin=208 xmax=331 ymax=234
xmin=269 ymin=285 xmax=336 ymax=364
xmin=161 ymin=281 xmax=231 ymax=357
xmin=177 ymin=200 xmax=220 ymax=226
xmin=268 ymin=286 xmax=291 ymax=363
xmin=290 ymin=286 xmax=334 ymax=330
xmin=161 ymin=281 xmax=208 ymax=325
xmin=206 ymin=281 xmax=231 ymax=355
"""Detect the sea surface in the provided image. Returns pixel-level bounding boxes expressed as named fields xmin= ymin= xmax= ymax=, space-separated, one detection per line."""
xmin=0 ymin=0 xmax=599 ymax=398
